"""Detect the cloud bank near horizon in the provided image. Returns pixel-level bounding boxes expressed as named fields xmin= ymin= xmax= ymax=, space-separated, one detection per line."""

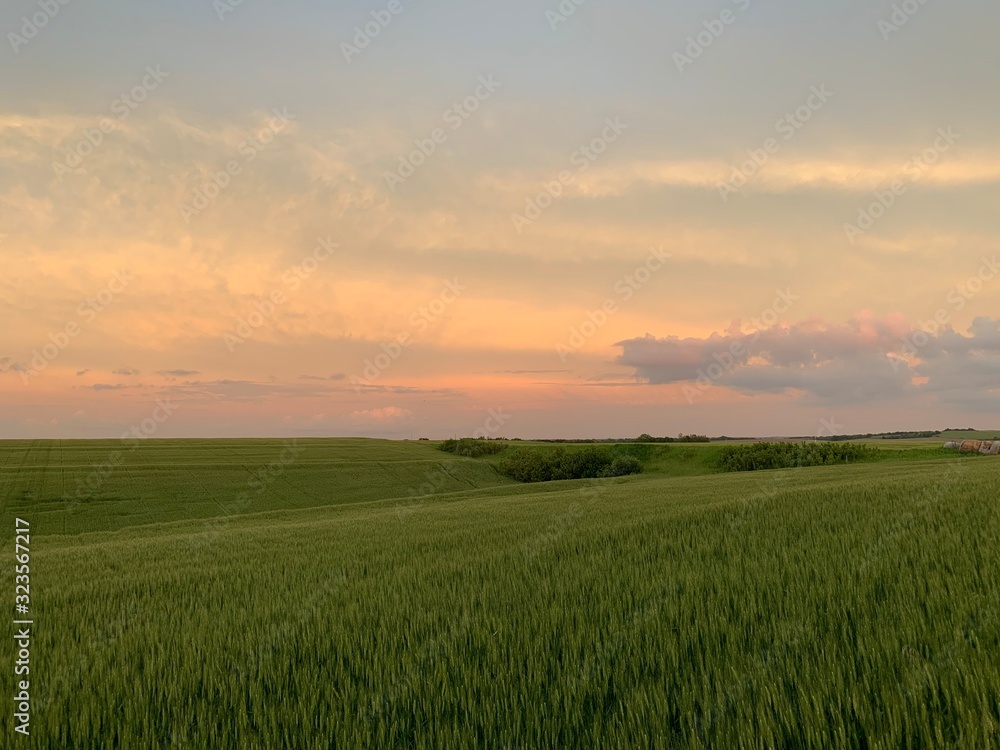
xmin=617 ymin=314 xmax=1000 ymax=410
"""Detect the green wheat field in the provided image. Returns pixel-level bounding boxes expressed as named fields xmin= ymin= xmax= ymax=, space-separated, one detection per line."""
xmin=0 ymin=436 xmax=998 ymax=748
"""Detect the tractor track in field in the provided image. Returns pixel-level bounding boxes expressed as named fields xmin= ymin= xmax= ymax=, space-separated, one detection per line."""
xmin=436 ymin=461 xmax=478 ymax=489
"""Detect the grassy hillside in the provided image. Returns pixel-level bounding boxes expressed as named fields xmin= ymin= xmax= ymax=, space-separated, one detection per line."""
xmin=0 ymin=439 xmax=514 ymax=535
xmin=0 ymin=438 xmax=985 ymax=536
xmin=1 ymin=441 xmax=998 ymax=747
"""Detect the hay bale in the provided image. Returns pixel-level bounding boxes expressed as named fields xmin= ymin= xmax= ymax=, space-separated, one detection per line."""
xmin=944 ymin=439 xmax=999 ymax=455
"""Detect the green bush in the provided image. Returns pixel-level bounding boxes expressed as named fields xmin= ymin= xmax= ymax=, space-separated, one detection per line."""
xmin=633 ymin=434 xmax=710 ymax=443
xmin=605 ymin=455 xmax=643 ymax=477
xmin=497 ymin=446 xmax=642 ymax=483
xmin=717 ymin=442 xmax=878 ymax=472
xmin=438 ymin=438 xmax=509 ymax=458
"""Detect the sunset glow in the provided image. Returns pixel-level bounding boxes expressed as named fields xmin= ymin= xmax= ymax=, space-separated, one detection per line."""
xmin=3 ymin=0 xmax=999 ymax=438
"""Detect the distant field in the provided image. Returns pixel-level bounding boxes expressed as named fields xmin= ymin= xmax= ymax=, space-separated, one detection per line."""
xmin=0 ymin=439 xmax=513 ymax=535
xmin=1 ymin=439 xmax=998 ymax=747
xmin=4 ymin=437 xmax=973 ymax=537
xmin=939 ymin=429 xmax=1000 ymax=441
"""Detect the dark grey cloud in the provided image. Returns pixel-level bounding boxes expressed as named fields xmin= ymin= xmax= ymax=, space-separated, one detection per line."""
xmin=157 ymin=369 xmax=200 ymax=378
xmin=112 ymin=367 xmax=140 ymax=376
xmin=0 ymin=357 xmax=27 ymax=373
xmin=92 ymin=383 xmax=128 ymax=391
xmin=617 ymin=316 xmax=1000 ymax=408
xmin=911 ymin=318 xmax=1000 ymax=409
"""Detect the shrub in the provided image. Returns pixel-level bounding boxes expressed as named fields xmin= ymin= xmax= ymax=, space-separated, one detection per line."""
xmin=497 ymin=446 xmax=642 ymax=483
xmin=605 ymin=455 xmax=643 ymax=477
xmin=438 ymin=438 xmax=509 ymax=458
xmin=497 ymin=449 xmax=554 ymax=482
xmin=632 ymin=434 xmax=710 ymax=443
xmin=717 ymin=442 xmax=878 ymax=472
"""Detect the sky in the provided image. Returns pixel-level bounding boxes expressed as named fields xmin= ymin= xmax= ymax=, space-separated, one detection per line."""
xmin=2 ymin=0 xmax=999 ymax=439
